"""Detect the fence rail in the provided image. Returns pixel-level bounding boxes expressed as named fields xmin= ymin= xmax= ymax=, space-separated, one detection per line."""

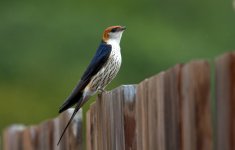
xmin=2 ymin=51 xmax=235 ymax=150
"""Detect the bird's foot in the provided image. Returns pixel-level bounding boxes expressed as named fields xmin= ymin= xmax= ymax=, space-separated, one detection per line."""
xmin=97 ymin=88 xmax=107 ymax=95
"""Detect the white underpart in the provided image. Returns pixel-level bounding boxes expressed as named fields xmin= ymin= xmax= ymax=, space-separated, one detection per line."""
xmin=83 ymin=31 xmax=124 ymax=99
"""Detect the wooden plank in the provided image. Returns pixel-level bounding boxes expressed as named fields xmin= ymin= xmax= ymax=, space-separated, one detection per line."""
xmin=104 ymin=93 xmax=112 ymax=150
xmin=54 ymin=108 xmax=83 ymax=150
xmin=22 ymin=126 xmax=38 ymax=150
xmin=86 ymin=109 xmax=91 ymax=150
xmin=122 ymin=85 xmax=137 ymax=150
xmin=88 ymin=103 xmax=98 ymax=150
xmin=136 ymin=65 xmax=182 ymax=150
xmin=147 ymin=72 xmax=166 ymax=150
xmin=100 ymin=91 xmax=112 ymax=150
xmin=96 ymin=93 xmax=105 ymax=150
xmin=53 ymin=117 xmax=65 ymax=150
xmin=3 ymin=109 xmax=83 ymax=150
xmin=86 ymin=85 xmax=137 ymax=150
xmin=181 ymin=60 xmax=212 ymax=150
xmin=3 ymin=125 xmax=25 ymax=150
xmin=54 ymin=111 xmax=68 ymax=150
xmin=163 ymin=64 xmax=182 ymax=150
xmin=37 ymin=119 xmax=54 ymax=150
xmin=68 ymin=109 xmax=83 ymax=150
xmin=136 ymin=79 xmax=149 ymax=150
xmin=102 ymin=86 xmax=136 ymax=150
xmin=215 ymin=52 xmax=235 ymax=150
xmin=110 ymin=87 xmax=125 ymax=150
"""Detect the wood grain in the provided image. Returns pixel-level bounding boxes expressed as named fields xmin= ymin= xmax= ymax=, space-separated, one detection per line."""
xmin=216 ymin=52 xmax=235 ymax=150
xmin=181 ymin=61 xmax=212 ymax=150
xmin=3 ymin=108 xmax=83 ymax=150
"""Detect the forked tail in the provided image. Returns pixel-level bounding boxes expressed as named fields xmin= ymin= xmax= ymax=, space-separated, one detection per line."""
xmin=57 ymin=103 xmax=81 ymax=145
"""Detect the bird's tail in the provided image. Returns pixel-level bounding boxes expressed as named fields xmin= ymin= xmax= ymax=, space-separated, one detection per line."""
xmin=59 ymin=92 xmax=83 ymax=113
xmin=57 ymin=101 xmax=82 ymax=145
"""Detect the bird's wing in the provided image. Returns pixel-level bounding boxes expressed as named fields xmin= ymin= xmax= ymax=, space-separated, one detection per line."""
xmin=59 ymin=43 xmax=112 ymax=113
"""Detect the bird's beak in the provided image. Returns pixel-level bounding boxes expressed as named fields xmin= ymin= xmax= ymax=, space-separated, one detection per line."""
xmin=119 ymin=26 xmax=126 ymax=31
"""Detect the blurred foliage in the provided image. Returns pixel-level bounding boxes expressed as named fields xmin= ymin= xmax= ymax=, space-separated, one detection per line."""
xmin=0 ymin=0 xmax=235 ymax=132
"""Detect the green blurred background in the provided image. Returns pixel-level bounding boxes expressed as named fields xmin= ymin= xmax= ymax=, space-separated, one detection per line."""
xmin=0 ymin=0 xmax=235 ymax=133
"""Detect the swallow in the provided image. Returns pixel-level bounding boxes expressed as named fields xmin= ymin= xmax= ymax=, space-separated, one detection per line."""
xmin=57 ymin=25 xmax=126 ymax=145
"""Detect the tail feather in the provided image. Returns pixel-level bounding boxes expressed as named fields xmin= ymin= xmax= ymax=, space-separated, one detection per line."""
xmin=57 ymin=102 xmax=82 ymax=145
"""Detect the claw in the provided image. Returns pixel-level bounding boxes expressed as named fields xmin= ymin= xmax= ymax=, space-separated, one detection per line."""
xmin=98 ymin=88 xmax=106 ymax=94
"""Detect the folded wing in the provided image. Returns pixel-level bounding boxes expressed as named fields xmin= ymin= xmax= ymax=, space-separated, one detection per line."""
xmin=59 ymin=42 xmax=112 ymax=113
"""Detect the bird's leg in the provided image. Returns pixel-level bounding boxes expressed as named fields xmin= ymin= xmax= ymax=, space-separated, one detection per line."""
xmin=97 ymin=88 xmax=107 ymax=95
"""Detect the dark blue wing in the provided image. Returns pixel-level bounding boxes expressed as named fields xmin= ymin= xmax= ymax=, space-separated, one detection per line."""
xmin=59 ymin=42 xmax=112 ymax=113
xmin=80 ymin=43 xmax=112 ymax=82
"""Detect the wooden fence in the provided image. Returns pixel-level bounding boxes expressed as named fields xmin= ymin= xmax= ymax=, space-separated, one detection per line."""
xmin=3 ymin=109 xmax=83 ymax=150
xmin=2 ymin=51 xmax=235 ymax=150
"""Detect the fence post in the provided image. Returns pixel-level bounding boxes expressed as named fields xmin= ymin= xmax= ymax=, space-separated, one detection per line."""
xmin=136 ymin=64 xmax=182 ymax=150
xmin=215 ymin=52 xmax=235 ymax=150
xmin=86 ymin=85 xmax=137 ymax=150
xmin=3 ymin=108 xmax=83 ymax=150
xmin=22 ymin=126 xmax=38 ymax=150
xmin=180 ymin=61 xmax=212 ymax=150
xmin=136 ymin=61 xmax=212 ymax=150
xmin=3 ymin=125 xmax=25 ymax=150
xmin=163 ymin=64 xmax=182 ymax=150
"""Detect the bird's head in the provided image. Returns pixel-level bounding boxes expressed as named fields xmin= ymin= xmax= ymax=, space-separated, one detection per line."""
xmin=102 ymin=25 xmax=126 ymax=44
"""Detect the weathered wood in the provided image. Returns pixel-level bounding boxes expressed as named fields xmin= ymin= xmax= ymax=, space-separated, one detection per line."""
xmin=109 ymin=88 xmax=124 ymax=150
xmin=181 ymin=61 xmax=212 ymax=150
xmin=54 ymin=108 xmax=83 ymax=150
xmin=68 ymin=109 xmax=83 ymax=150
xmin=37 ymin=120 xmax=54 ymax=150
xmin=22 ymin=126 xmax=38 ymax=150
xmin=3 ymin=125 xmax=25 ymax=150
xmin=136 ymin=65 xmax=182 ymax=150
xmin=86 ymin=102 xmax=98 ymax=150
xmin=163 ymin=64 xmax=181 ymax=150
xmin=135 ymin=61 xmax=212 ymax=150
xmin=108 ymin=87 xmax=125 ymax=150
xmin=55 ymin=109 xmax=83 ymax=150
xmin=3 ymin=109 xmax=82 ymax=150
xmin=136 ymin=79 xmax=149 ymax=150
xmin=148 ymin=72 xmax=165 ymax=150
xmin=123 ymin=85 xmax=137 ymax=150
xmin=86 ymin=109 xmax=91 ymax=150
xmin=6 ymin=51 xmax=235 ymax=150
xmin=86 ymin=85 xmax=137 ymax=150
xmin=216 ymin=52 xmax=235 ymax=150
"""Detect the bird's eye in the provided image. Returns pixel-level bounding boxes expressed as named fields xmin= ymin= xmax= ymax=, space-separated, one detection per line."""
xmin=111 ymin=28 xmax=117 ymax=32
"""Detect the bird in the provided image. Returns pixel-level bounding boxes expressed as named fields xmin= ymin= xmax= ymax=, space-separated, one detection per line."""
xmin=57 ymin=25 xmax=126 ymax=145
